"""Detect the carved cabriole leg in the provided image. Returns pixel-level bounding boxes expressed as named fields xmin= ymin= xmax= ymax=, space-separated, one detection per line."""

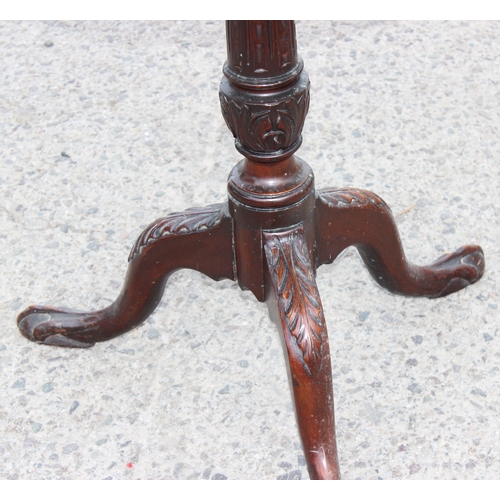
xmin=17 ymin=204 xmax=234 ymax=348
xmin=264 ymin=227 xmax=340 ymax=480
xmin=315 ymin=187 xmax=485 ymax=298
xmin=16 ymin=19 xmax=487 ymax=481
xmin=222 ymin=21 xmax=342 ymax=479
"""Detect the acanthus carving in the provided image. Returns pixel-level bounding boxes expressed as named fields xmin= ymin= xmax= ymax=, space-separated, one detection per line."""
xmin=129 ymin=203 xmax=226 ymax=261
xmin=219 ymin=76 xmax=310 ymax=159
xmin=317 ymin=187 xmax=390 ymax=212
xmin=265 ymin=232 xmax=326 ymax=377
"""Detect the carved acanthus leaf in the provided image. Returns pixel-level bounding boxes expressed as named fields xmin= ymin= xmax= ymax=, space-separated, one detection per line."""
xmin=219 ymin=80 xmax=310 ymax=155
xmin=265 ymin=233 xmax=325 ymax=377
xmin=129 ymin=203 xmax=226 ymax=262
xmin=318 ymin=187 xmax=390 ymax=211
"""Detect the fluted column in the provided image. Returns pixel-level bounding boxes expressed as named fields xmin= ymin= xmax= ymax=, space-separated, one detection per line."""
xmin=219 ymin=21 xmax=310 ymax=162
xmin=224 ymin=20 xmax=303 ymax=90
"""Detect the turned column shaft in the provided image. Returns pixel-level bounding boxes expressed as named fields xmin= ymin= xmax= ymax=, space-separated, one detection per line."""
xmin=224 ymin=20 xmax=303 ymax=89
xmin=220 ymin=20 xmax=310 ymax=164
xmin=220 ymin=21 xmax=314 ymax=299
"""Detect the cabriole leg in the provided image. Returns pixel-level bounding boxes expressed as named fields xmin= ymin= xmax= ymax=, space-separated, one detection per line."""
xmin=17 ymin=204 xmax=234 ymax=348
xmin=315 ymin=187 xmax=484 ymax=298
xmin=264 ymin=227 xmax=340 ymax=480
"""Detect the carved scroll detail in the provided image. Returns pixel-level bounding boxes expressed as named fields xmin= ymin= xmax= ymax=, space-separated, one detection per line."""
xmin=318 ymin=187 xmax=390 ymax=212
xmin=129 ymin=203 xmax=226 ymax=262
xmin=265 ymin=232 xmax=325 ymax=377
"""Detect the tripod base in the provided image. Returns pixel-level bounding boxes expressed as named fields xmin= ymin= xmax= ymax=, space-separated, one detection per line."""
xmin=17 ymin=183 xmax=484 ymax=480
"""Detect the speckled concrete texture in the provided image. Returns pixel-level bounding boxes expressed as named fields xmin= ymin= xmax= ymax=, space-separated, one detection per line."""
xmin=0 ymin=20 xmax=499 ymax=480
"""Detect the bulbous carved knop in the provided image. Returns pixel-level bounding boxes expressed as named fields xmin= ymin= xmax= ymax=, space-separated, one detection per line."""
xmin=219 ymin=73 xmax=310 ymax=160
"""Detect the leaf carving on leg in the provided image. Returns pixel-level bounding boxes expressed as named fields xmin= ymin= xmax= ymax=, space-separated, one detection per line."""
xmin=129 ymin=203 xmax=227 ymax=261
xmin=265 ymin=231 xmax=326 ymax=377
xmin=318 ymin=187 xmax=390 ymax=211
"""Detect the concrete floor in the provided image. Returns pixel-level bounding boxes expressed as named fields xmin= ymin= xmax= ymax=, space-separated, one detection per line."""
xmin=0 ymin=20 xmax=499 ymax=479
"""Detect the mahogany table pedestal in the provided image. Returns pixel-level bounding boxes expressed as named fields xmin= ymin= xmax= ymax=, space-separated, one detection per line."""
xmin=17 ymin=21 xmax=485 ymax=480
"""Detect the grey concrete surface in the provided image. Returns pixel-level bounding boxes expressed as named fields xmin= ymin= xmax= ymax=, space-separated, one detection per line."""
xmin=0 ymin=20 xmax=499 ymax=480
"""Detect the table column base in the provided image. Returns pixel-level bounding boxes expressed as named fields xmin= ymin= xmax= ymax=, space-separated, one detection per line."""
xmin=17 ymin=176 xmax=484 ymax=479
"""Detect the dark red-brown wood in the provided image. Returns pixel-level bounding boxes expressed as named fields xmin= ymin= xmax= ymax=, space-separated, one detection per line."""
xmin=18 ymin=204 xmax=234 ymax=347
xmin=315 ymin=188 xmax=484 ymax=298
xmin=264 ymin=227 xmax=340 ymax=479
xmin=17 ymin=21 xmax=485 ymax=480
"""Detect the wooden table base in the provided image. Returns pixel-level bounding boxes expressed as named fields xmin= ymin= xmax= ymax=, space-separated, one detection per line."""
xmin=17 ymin=21 xmax=485 ymax=480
